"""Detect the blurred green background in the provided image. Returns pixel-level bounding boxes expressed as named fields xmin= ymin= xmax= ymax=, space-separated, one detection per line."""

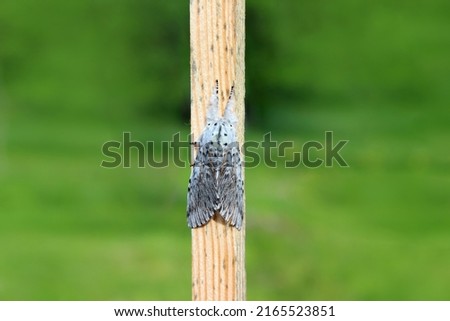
xmin=0 ymin=0 xmax=449 ymax=300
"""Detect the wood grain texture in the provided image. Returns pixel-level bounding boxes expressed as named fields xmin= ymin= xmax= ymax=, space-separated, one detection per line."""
xmin=190 ymin=0 xmax=245 ymax=301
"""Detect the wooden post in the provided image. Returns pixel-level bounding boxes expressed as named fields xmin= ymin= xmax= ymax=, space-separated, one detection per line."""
xmin=190 ymin=0 xmax=246 ymax=300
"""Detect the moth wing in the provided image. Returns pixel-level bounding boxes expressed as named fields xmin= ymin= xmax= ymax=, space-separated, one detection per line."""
xmin=187 ymin=146 xmax=217 ymax=228
xmin=217 ymin=143 xmax=244 ymax=230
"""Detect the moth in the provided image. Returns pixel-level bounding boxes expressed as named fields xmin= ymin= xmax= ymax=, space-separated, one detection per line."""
xmin=187 ymin=80 xmax=244 ymax=230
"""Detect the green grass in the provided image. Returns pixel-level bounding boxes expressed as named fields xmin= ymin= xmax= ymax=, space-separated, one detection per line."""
xmin=245 ymin=106 xmax=450 ymax=300
xmin=0 ymin=116 xmax=192 ymax=300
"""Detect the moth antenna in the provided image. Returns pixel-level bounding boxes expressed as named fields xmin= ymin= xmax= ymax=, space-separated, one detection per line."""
xmin=206 ymin=80 xmax=220 ymax=121
xmin=223 ymin=84 xmax=237 ymax=125
xmin=228 ymin=85 xmax=235 ymax=100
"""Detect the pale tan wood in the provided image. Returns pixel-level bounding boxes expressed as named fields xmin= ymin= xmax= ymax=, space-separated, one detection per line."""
xmin=190 ymin=0 xmax=245 ymax=301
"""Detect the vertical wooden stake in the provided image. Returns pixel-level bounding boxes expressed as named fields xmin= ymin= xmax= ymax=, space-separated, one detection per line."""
xmin=190 ymin=0 xmax=246 ymax=300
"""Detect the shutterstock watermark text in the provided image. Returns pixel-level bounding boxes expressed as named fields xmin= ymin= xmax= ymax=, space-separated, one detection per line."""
xmin=100 ymin=131 xmax=349 ymax=169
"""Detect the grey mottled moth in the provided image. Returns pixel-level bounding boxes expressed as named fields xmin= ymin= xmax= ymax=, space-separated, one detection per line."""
xmin=187 ymin=80 xmax=244 ymax=230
